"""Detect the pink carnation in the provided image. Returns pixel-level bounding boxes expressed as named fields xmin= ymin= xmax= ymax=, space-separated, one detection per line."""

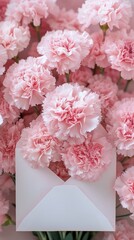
xmin=0 ymin=21 xmax=30 ymax=59
xmin=104 ymin=67 xmax=121 ymax=84
xmin=107 ymin=98 xmax=134 ymax=157
xmin=6 ymin=0 xmax=57 ymax=27
xmin=49 ymin=161 xmax=69 ymax=181
xmin=3 ymin=57 xmax=56 ymax=110
xmin=0 ymin=120 xmax=24 ymax=174
xmin=69 ymin=66 xmax=93 ymax=86
xmin=37 ymin=30 xmax=93 ymax=74
xmin=47 ymin=8 xmax=81 ymax=31
xmin=42 ymin=83 xmax=101 ymax=141
xmin=78 ymin=0 xmax=132 ymax=30
xmin=0 ymin=90 xmax=20 ymax=124
xmin=103 ymin=29 xmax=134 ymax=80
xmin=0 ymin=45 xmax=8 ymax=75
xmin=62 ymin=125 xmax=113 ymax=181
xmin=0 ymin=0 xmax=9 ymax=21
xmin=0 ymin=191 xmax=9 ymax=231
xmin=82 ymin=31 xmax=109 ymax=69
xmin=19 ymin=116 xmax=60 ymax=169
xmin=89 ymin=74 xmax=118 ymax=116
xmin=114 ymin=167 xmax=134 ymax=219
xmin=0 ymin=174 xmax=14 ymax=196
xmin=94 ymin=220 xmax=134 ymax=240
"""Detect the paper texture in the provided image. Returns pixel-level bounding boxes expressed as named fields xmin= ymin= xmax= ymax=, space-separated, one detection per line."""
xmin=16 ymin=144 xmax=116 ymax=231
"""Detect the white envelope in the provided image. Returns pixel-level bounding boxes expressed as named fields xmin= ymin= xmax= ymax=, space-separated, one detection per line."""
xmin=16 ymin=140 xmax=116 ymax=231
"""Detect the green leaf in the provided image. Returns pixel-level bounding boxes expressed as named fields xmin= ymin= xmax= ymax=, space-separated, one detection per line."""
xmin=65 ymin=233 xmax=73 ymax=240
xmin=49 ymin=232 xmax=61 ymax=240
xmin=2 ymin=215 xmax=15 ymax=227
xmin=82 ymin=232 xmax=90 ymax=240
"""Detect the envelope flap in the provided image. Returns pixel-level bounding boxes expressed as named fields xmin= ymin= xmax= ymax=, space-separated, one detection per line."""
xmin=16 ymin=147 xmax=63 ymax=226
xmin=17 ymin=185 xmax=114 ymax=231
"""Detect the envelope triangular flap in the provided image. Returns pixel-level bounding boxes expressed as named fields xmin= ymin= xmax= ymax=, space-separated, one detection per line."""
xmin=16 ymin=146 xmax=64 ymax=227
xmin=17 ymin=185 xmax=114 ymax=231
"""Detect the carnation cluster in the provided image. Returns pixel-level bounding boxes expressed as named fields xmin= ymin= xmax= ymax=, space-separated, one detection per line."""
xmin=0 ymin=0 xmax=134 ymax=236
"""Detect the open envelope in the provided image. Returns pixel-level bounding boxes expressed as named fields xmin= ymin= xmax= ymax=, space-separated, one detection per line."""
xmin=16 ymin=144 xmax=116 ymax=231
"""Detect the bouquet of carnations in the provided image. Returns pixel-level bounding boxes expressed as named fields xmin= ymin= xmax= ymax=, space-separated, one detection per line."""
xmin=0 ymin=0 xmax=134 ymax=239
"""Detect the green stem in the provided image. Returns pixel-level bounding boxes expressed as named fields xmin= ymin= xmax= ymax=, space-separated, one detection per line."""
xmin=59 ymin=232 xmax=63 ymax=240
xmin=121 ymin=156 xmax=130 ymax=163
xmin=47 ymin=232 xmax=53 ymax=240
xmin=62 ymin=232 xmax=66 ymax=239
xmin=116 ymin=213 xmax=131 ymax=218
xmin=65 ymin=72 xmax=70 ymax=83
xmin=100 ymin=23 xmax=109 ymax=38
xmin=36 ymin=232 xmax=47 ymax=240
xmin=116 ymin=203 xmax=121 ymax=209
xmin=12 ymin=55 xmax=19 ymax=63
xmin=78 ymin=232 xmax=83 ymax=240
xmin=35 ymin=26 xmax=41 ymax=42
xmin=124 ymin=79 xmax=132 ymax=92
xmin=33 ymin=106 xmax=40 ymax=116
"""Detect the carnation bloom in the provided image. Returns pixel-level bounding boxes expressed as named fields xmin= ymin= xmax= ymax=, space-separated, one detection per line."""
xmin=0 ymin=90 xmax=20 ymax=124
xmin=0 ymin=0 xmax=9 ymax=21
xmin=69 ymin=66 xmax=93 ymax=86
xmin=0 ymin=21 xmax=30 ymax=59
xmin=89 ymin=74 xmax=118 ymax=116
xmin=49 ymin=161 xmax=69 ymax=181
xmin=0 ymin=191 xmax=9 ymax=231
xmin=93 ymin=220 xmax=134 ymax=240
xmin=62 ymin=125 xmax=113 ymax=181
xmin=82 ymin=31 xmax=109 ymax=69
xmin=104 ymin=67 xmax=121 ymax=84
xmin=103 ymin=29 xmax=134 ymax=80
xmin=47 ymin=8 xmax=81 ymax=31
xmin=19 ymin=116 xmax=60 ymax=169
xmin=6 ymin=0 xmax=57 ymax=27
xmin=3 ymin=57 xmax=56 ymax=110
xmin=0 ymin=120 xmax=24 ymax=174
xmin=42 ymin=83 xmax=101 ymax=141
xmin=107 ymin=98 xmax=134 ymax=156
xmin=37 ymin=30 xmax=93 ymax=74
xmin=0 ymin=174 xmax=14 ymax=196
xmin=0 ymin=45 xmax=8 ymax=75
xmin=78 ymin=0 xmax=132 ymax=30
xmin=114 ymin=166 xmax=134 ymax=216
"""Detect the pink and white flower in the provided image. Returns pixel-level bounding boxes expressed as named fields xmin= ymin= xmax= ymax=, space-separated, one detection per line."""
xmin=6 ymin=0 xmax=57 ymax=27
xmin=62 ymin=125 xmax=113 ymax=181
xmin=3 ymin=57 xmax=56 ymax=110
xmin=47 ymin=7 xmax=81 ymax=31
xmin=0 ymin=45 xmax=8 ymax=75
xmin=114 ymin=166 xmax=134 ymax=217
xmin=0 ymin=120 xmax=24 ymax=174
xmin=0 ymin=90 xmax=20 ymax=124
xmin=0 ymin=21 xmax=30 ymax=60
xmin=49 ymin=161 xmax=69 ymax=181
xmin=103 ymin=29 xmax=134 ymax=80
xmin=93 ymin=220 xmax=134 ymax=240
xmin=107 ymin=98 xmax=134 ymax=157
xmin=70 ymin=66 xmax=93 ymax=86
xmin=78 ymin=0 xmax=132 ymax=30
xmin=42 ymin=83 xmax=101 ymax=142
xmin=19 ymin=116 xmax=61 ymax=169
xmin=89 ymin=74 xmax=118 ymax=116
xmin=82 ymin=31 xmax=109 ymax=69
xmin=37 ymin=30 xmax=93 ymax=74
xmin=0 ymin=191 xmax=9 ymax=231
xmin=0 ymin=0 xmax=9 ymax=21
